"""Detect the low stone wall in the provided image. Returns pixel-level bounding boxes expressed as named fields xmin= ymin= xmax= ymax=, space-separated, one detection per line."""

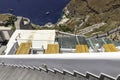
xmin=89 ymin=26 xmax=120 ymax=39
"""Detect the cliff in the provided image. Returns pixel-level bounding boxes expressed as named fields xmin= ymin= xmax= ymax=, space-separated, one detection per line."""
xmin=67 ymin=0 xmax=120 ymax=23
xmin=63 ymin=0 xmax=120 ymax=36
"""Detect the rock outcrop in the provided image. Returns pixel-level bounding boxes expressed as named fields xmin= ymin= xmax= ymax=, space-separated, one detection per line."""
xmin=64 ymin=0 xmax=120 ymax=36
xmin=67 ymin=0 xmax=120 ymax=24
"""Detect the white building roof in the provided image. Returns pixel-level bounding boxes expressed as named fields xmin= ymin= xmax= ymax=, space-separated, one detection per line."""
xmin=5 ymin=30 xmax=56 ymax=54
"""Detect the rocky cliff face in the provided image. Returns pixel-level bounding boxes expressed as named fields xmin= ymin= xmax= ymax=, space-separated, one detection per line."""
xmin=67 ymin=0 xmax=120 ymax=23
xmin=65 ymin=0 xmax=120 ymax=36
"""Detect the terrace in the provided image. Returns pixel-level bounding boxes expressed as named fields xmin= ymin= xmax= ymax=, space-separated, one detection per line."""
xmin=3 ymin=30 xmax=120 ymax=55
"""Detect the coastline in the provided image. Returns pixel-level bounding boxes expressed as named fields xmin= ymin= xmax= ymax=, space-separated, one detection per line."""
xmin=29 ymin=6 xmax=71 ymax=29
xmin=0 ymin=0 xmax=71 ymax=29
xmin=0 ymin=0 xmax=70 ymax=26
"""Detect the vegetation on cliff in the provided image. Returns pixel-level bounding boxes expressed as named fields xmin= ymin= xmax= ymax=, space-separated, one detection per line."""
xmin=64 ymin=0 xmax=120 ymax=37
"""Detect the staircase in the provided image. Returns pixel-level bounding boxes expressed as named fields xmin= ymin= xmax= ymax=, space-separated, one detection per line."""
xmin=0 ymin=63 xmax=119 ymax=80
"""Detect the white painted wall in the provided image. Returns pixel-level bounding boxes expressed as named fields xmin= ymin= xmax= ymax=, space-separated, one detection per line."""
xmin=1 ymin=52 xmax=120 ymax=59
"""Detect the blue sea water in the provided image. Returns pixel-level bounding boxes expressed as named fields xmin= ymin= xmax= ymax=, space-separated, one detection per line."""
xmin=0 ymin=0 xmax=70 ymax=25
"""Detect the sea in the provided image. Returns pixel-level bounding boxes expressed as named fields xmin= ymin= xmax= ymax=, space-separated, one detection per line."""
xmin=0 ymin=0 xmax=70 ymax=25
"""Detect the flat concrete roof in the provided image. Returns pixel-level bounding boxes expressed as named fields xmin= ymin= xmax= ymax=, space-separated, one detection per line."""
xmin=5 ymin=30 xmax=56 ymax=54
